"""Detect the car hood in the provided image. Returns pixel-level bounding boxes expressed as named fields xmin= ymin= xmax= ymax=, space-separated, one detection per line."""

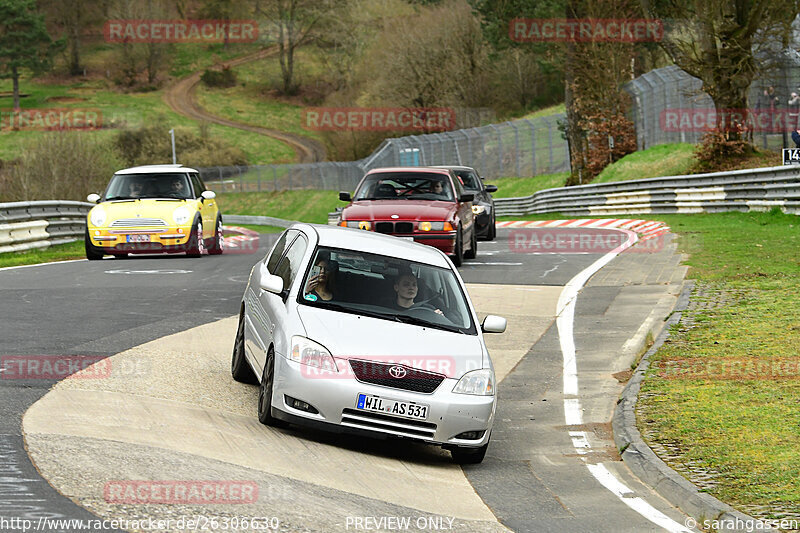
xmin=95 ymin=198 xmax=197 ymax=221
xmin=342 ymin=200 xmax=456 ymax=221
xmin=296 ymin=305 xmax=486 ymax=378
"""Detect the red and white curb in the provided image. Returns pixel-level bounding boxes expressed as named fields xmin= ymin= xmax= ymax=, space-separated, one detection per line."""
xmin=222 ymin=225 xmax=260 ymax=250
xmin=496 ymin=219 xmax=670 ymax=243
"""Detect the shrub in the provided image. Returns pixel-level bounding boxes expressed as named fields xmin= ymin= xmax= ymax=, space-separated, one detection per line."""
xmin=0 ymin=133 xmax=123 ymax=202
xmin=691 ymin=130 xmax=755 ymax=173
xmin=113 ymin=120 xmax=248 ymax=168
xmin=200 ymin=66 xmax=237 ymax=88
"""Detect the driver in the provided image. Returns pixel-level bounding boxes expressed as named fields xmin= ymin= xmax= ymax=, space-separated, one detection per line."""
xmin=392 ymin=272 xmax=443 ymax=315
xmin=429 ymin=180 xmax=444 ymax=196
xmin=170 ymin=177 xmax=188 ymax=197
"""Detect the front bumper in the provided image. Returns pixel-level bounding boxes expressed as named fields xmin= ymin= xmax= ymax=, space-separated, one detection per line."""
xmin=88 ymin=226 xmax=192 ymax=254
xmin=271 ymin=356 xmax=495 ymax=448
xmin=384 ymin=231 xmax=458 ymax=254
xmin=474 ymin=212 xmax=492 ymax=238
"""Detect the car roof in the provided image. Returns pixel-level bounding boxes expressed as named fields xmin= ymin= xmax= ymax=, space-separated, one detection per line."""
xmin=365 ymin=167 xmax=452 ymax=177
xmin=431 ymin=165 xmax=476 ymax=172
xmin=295 ymin=223 xmax=452 ymax=269
xmin=114 ymin=164 xmax=200 ymax=175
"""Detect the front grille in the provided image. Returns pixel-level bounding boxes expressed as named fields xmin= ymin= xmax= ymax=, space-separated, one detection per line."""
xmin=349 ymin=359 xmax=445 ymax=394
xmin=375 ymin=222 xmax=394 ymax=234
xmin=111 ymin=218 xmax=167 ymax=228
xmin=395 ymin=222 xmax=413 ymax=233
xmin=374 ymin=221 xmax=414 ymax=234
xmin=341 ymin=408 xmax=437 ymax=440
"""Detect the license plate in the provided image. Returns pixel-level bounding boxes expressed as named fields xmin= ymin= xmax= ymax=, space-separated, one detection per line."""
xmin=356 ymin=394 xmax=428 ymax=420
xmin=126 ymin=234 xmax=150 ymax=243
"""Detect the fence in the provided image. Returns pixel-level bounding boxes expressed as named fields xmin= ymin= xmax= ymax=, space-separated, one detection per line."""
xmin=625 ymin=59 xmax=800 ymax=152
xmin=0 ymin=201 xmax=92 ymax=253
xmin=199 ymin=113 xmax=570 ymax=193
xmin=491 ymin=165 xmax=800 ymax=217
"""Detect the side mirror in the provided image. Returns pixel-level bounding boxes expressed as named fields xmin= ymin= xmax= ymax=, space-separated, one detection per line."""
xmin=260 ymin=272 xmax=284 ymax=295
xmin=339 ymin=191 xmax=352 ymax=202
xmin=87 ymin=193 xmax=101 ymax=203
xmin=459 ymin=193 xmax=474 ymax=203
xmin=201 ymin=190 xmax=216 ymax=200
xmin=485 ymin=185 xmax=498 ymax=193
xmin=481 ymin=315 xmax=507 ymax=333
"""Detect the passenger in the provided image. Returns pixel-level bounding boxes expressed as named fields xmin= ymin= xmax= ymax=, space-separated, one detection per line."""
xmin=305 ymin=255 xmax=336 ymax=301
xmin=128 ymin=181 xmax=144 ymax=198
xmin=392 ymin=271 xmax=443 ymax=315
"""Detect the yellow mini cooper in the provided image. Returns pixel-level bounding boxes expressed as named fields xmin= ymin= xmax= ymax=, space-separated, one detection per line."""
xmin=85 ymin=164 xmax=223 ymax=260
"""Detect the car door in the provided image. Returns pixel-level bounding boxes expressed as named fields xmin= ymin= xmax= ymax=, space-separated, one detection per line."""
xmin=190 ymin=173 xmax=216 ymax=238
xmin=254 ymin=231 xmax=309 ymax=372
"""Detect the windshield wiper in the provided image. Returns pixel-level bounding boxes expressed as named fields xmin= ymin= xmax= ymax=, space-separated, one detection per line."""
xmin=104 ymin=196 xmax=137 ymax=201
xmin=383 ymin=312 xmax=463 ymax=333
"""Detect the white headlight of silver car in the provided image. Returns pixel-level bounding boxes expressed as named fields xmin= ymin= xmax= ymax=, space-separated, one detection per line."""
xmin=231 ymin=223 xmax=506 ymax=464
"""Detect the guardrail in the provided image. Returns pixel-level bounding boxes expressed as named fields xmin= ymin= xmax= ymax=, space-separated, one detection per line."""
xmin=493 ymin=165 xmax=800 ymax=217
xmin=0 ymin=201 xmax=93 ymax=253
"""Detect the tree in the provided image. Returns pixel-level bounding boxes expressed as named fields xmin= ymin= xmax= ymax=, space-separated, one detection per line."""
xmin=262 ymin=0 xmax=340 ymax=95
xmin=0 ymin=0 xmax=60 ymax=109
xmin=40 ymin=0 xmax=104 ymax=76
xmin=641 ymin=0 xmax=800 ymax=140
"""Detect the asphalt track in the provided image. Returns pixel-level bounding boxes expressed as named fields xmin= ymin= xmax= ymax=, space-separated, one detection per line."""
xmin=0 ymin=227 xmax=693 ymax=532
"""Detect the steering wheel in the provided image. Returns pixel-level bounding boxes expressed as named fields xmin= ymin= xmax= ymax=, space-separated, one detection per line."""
xmin=410 ymin=302 xmax=439 ymax=312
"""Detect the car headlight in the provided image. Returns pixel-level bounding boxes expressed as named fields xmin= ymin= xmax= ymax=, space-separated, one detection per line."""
xmin=452 ymin=368 xmax=494 ymax=396
xmin=419 ymin=222 xmax=453 ymax=231
xmin=90 ymin=207 xmax=106 ymax=227
xmin=342 ymin=221 xmax=371 ymax=230
xmin=173 ymin=206 xmax=191 ymax=225
xmin=290 ymin=336 xmax=338 ymax=372
xmin=472 ymin=205 xmax=486 ymax=215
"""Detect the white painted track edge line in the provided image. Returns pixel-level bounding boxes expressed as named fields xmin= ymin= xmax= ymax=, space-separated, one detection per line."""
xmin=557 ymin=227 xmax=695 ymax=533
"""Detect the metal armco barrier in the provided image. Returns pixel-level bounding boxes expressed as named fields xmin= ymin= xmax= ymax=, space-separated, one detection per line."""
xmin=493 ymin=165 xmax=800 ymax=217
xmin=0 ymin=201 xmax=93 ymax=253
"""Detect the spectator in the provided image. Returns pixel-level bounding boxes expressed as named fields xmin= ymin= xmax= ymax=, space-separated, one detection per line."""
xmin=788 ymin=92 xmax=800 ymax=130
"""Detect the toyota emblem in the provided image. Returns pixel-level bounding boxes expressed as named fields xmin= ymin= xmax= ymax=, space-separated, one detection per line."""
xmin=388 ymin=365 xmax=407 ymax=379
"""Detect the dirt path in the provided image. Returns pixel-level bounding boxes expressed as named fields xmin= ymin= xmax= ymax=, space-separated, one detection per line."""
xmin=163 ymin=47 xmax=327 ymax=163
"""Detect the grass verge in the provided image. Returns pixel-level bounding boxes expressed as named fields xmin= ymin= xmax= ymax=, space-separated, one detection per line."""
xmin=498 ymin=209 xmax=800 ymax=521
xmin=216 ymin=190 xmax=340 ymax=225
xmin=0 ymin=241 xmax=85 ymax=269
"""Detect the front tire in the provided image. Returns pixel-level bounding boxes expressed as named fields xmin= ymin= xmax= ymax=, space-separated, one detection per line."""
xmin=451 ymin=440 xmax=489 ymax=464
xmin=487 ymin=216 xmax=496 ymax=241
xmin=231 ymin=310 xmax=257 ymax=384
xmin=450 ymin=226 xmax=463 ymax=267
xmin=257 ymin=348 xmax=285 ymax=427
xmin=208 ymin=217 xmax=224 ymax=255
xmin=85 ymin=229 xmax=104 ymax=261
xmin=185 ymin=218 xmax=205 ymax=257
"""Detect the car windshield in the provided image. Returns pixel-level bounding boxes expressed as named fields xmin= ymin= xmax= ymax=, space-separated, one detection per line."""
xmin=453 ymin=170 xmax=480 ymax=191
xmin=103 ymin=173 xmax=193 ymax=200
xmin=299 ymin=246 xmax=476 ymax=335
xmin=353 ymin=172 xmax=454 ymax=201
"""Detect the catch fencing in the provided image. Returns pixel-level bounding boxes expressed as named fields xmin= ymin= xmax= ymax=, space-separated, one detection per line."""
xmin=0 ymin=201 xmax=92 ymax=253
xmin=199 ymin=113 xmax=570 ymax=193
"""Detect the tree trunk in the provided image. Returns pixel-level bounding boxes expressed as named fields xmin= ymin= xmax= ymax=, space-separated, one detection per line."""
xmin=69 ymin=15 xmax=82 ymax=76
xmin=564 ymin=0 xmax=585 ymax=186
xmin=12 ymin=66 xmax=20 ymax=110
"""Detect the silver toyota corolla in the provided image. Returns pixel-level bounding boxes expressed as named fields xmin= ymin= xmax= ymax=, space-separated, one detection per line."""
xmin=231 ymin=223 xmax=506 ymax=463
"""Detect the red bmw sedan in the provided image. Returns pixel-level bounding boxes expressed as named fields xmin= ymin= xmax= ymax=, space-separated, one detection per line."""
xmin=338 ymin=167 xmax=477 ymax=266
